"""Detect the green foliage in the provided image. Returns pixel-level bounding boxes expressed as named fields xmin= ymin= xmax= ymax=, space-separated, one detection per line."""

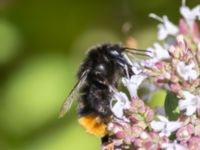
xmin=0 ymin=55 xmax=73 ymax=136
xmin=20 ymin=123 xmax=100 ymax=150
xmin=147 ymin=89 xmax=166 ymax=108
xmin=164 ymin=91 xmax=179 ymax=120
xmin=0 ymin=19 xmax=22 ymax=63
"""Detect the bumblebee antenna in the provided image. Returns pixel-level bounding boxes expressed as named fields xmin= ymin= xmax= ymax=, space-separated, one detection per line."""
xmin=122 ymin=48 xmax=152 ymax=57
xmin=126 ymin=51 xmax=151 ymax=57
xmin=122 ymin=47 xmax=152 ymax=58
xmin=122 ymin=47 xmax=152 ymax=53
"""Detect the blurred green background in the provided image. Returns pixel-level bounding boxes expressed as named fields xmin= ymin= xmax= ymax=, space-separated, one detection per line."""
xmin=0 ymin=0 xmax=199 ymax=150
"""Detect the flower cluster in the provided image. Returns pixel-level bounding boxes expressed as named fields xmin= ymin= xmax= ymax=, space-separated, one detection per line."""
xmin=175 ymin=115 xmax=200 ymax=149
xmin=144 ymin=0 xmax=200 ymax=118
xmin=144 ymin=34 xmax=200 ymax=94
xmin=102 ymin=1 xmax=200 ymax=150
xmin=107 ymin=98 xmax=169 ymax=150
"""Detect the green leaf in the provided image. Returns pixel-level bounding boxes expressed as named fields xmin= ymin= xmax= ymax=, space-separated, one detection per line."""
xmin=147 ymin=89 xmax=166 ymax=108
xmin=164 ymin=91 xmax=179 ymax=120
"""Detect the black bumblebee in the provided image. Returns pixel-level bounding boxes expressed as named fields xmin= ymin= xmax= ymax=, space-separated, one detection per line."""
xmin=59 ymin=43 xmax=148 ymax=137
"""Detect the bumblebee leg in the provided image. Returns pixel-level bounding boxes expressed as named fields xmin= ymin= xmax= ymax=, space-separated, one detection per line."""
xmin=101 ymin=135 xmax=114 ymax=150
xmin=101 ymin=135 xmax=109 ymax=143
xmin=102 ymin=143 xmax=114 ymax=150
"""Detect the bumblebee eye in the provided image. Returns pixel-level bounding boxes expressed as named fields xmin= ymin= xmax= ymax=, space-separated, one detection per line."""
xmin=110 ymin=50 xmax=119 ymax=56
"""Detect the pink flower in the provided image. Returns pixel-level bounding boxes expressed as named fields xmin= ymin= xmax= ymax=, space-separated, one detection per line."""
xmin=116 ymin=131 xmax=125 ymax=138
xmin=144 ymin=106 xmax=155 ymax=122
xmin=176 ymin=124 xmax=194 ymax=141
xmin=170 ymin=83 xmax=181 ymax=93
xmin=179 ymin=19 xmax=200 ymax=42
xmin=188 ymin=136 xmax=200 ymax=150
xmin=179 ymin=19 xmax=189 ymax=34
xmin=129 ymin=97 xmax=145 ymax=113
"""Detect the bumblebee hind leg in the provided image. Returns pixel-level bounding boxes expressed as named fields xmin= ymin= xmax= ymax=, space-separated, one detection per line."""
xmin=101 ymin=135 xmax=115 ymax=150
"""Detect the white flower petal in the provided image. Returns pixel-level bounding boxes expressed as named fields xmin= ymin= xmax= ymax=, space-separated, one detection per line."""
xmin=149 ymin=13 xmax=178 ymax=40
xmin=111 ymin=102 xmax=124 ymax=118
xmin=150 ymin=121 xmax=165 ymax=132
xmin=162 ymin=142 xmax=186 ymax=150
xmin=179 ymin=99 xmax=193 ymax=110
xmin=141 ymin=59 xmax=157 ymax=68
xmin=159 ymin=130 xmax=171 ymax=137
xmin=154 ymin=43 xmax=171 ymax=59
xmin=182 ymin=91 xmax=195 ymax=100
xmin=110 ymin=91 xmax=130 ymax=118
xmin=157 ymin=115 xmax=169 ymax=122
xmin=192 ymin=5 xmax=200 ymax=17
xmin=178 ymin=91 xmax=200 ymax=116
xmin=131 ymin=62 xmax=143 ymax=75
xmin=166 ymin=122 xmax=182 ymax=132
xmin=147 ymin=42 xmax=170 ymax=64
xmin=163 ymin=16 xmax=179 ymax=36
xmin=151 ymin=116 xmax=182 ymax=137
xmin=158 ymin=24 xmax=168 ymax=40
xmin=176 ymin=61 xmax=199 ymax=80
xmin=185 ymin=105 xmax=197 ymax=116
xmin=180 ymin=4 xmax=200 ymax=27
xmin=122 ymin=74 xmax=146 ymax=97
xmin=114 ymin=92 xmax=129 ymax=104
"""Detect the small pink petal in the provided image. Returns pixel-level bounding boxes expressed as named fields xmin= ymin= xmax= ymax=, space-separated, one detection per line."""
xmin=116 ymin=131 xmax=125 ymax=138
xmin=179 ymin=18 xmax=189 ymax=34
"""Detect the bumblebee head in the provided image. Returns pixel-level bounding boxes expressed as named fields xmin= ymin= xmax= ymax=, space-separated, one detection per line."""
xmin=103 ymin=43 xmax=150 ymax=61
xmin=102 ymin=43 xmax=151 ymax=76
xmin=100 ymin=44 xmax=126 ymax=67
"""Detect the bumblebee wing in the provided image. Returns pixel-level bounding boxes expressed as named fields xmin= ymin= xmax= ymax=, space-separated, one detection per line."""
xmin=59 ymin=70 xmax=89 ymax=118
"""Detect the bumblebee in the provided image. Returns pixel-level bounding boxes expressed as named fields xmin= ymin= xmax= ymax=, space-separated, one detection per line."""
xmin=59 ymin=43 xmax=148 ymax=137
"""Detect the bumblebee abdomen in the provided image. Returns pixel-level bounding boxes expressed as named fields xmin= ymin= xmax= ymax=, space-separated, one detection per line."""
xmin=79 ymin=83 xmax=112 ymax=117
xmin=78 ymin=83 xmax=111 ymax=137
xmin=78 ymin=113 xmax=107 ymax=137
